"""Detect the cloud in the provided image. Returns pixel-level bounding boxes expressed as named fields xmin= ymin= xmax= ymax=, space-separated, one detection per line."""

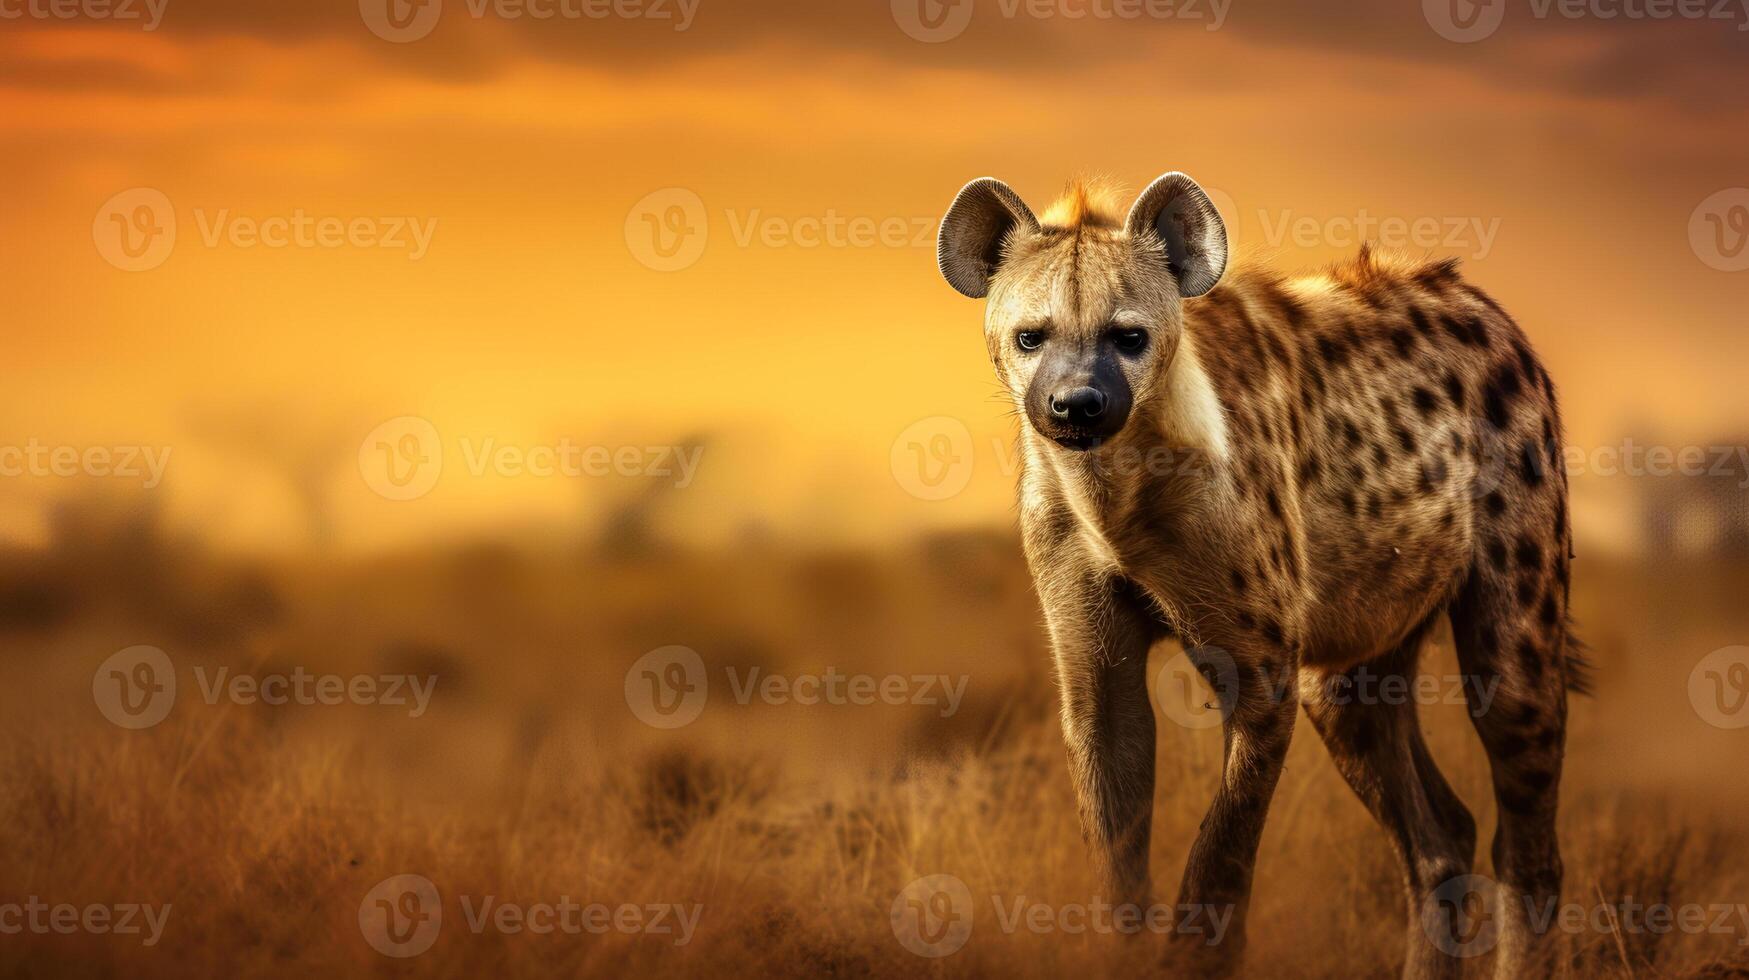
xmin=0 ymin=0 xmax=1743 ymax=119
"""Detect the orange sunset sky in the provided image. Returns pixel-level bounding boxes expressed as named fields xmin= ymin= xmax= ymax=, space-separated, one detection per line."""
xmin=1 ymin=0 xmax=1744 ymax=551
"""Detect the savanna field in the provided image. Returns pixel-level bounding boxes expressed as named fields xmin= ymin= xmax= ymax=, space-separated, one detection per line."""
xmin=4 ymin=490 xmax=1748 ymax=979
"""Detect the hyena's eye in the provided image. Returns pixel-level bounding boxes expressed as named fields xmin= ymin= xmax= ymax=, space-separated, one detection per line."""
xmin=1111 ymin=328 xmax=1149 ymax=354
xmin=1015 ymin=331 xmax=1045 ymax=352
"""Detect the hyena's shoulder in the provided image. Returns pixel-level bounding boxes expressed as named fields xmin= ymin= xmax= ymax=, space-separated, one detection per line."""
xmin=1187 ymin=246 xmax=1558 ymax=436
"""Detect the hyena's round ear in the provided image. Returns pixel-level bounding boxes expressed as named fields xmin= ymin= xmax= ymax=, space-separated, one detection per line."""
xmin=937 ymin=178 xmax=1039 ymax=299
xmin=1126 ymin=172 xmax=1228 ymax=298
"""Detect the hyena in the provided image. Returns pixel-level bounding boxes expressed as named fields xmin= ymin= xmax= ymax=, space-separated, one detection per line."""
xmin=936 ymin=173 xmax=1589 ymax=977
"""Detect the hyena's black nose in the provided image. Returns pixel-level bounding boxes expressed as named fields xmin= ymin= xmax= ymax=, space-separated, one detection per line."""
xmin=1049 ymin=386 xmax=1107 ymax=425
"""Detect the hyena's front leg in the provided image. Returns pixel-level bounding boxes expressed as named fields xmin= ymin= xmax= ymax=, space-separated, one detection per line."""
xmin=1038 ymin=571 xmax=1164 ymax=909
xmin=1174 ymin=646 xmax=1298 ymax=972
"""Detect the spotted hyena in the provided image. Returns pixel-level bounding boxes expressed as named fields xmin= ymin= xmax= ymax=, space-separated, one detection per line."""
xmin=936 ymin=174 xmax=1589 ymax=977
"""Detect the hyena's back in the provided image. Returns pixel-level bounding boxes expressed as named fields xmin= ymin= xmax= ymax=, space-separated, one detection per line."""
xmin=1189 ymin=247 xmax=1577 ymax=676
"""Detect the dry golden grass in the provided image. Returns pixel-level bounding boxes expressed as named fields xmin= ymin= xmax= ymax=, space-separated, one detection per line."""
xmin=2 ymin=508 xmax=1747 ymax=978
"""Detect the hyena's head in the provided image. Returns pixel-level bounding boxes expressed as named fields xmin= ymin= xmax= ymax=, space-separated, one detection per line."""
xmin=936 ymin=173 xmax=1227 ymax=451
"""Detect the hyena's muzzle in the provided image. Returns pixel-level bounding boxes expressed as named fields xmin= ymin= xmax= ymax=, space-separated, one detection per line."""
xmin=1025 ymin=338 xmax=1134 ymax=450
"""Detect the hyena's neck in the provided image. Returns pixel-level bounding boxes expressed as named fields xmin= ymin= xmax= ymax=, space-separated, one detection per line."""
xmin=1019 ymin=325 xmax=1234 ymax=572
xmin=1156 ymin=328 xmax=1230 ymax=460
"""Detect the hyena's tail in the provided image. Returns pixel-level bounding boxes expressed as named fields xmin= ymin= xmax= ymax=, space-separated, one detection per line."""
xmin=1562 ymin=617 xmax=1595 ymax=698
xmin=1561 ymin=542 xmax=1594 ymax=698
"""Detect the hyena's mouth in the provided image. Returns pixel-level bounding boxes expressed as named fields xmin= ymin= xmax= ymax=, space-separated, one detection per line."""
xmin=1047 ymin=431 xmax=1105 ymax=452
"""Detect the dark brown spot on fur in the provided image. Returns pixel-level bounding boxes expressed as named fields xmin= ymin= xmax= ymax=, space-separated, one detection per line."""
xmin=1487 ymin=537 xmax=1508 ymax=571
xmin=1261 ymin=619 xmax=1284 ymax=646
xmin=1438 ymin=312 xmax=1476 ymax=346
xmin=1520 ymin=439 xmax=1546 ymax=487
xmin=1513 ymin=339 xmax=1538 ymax=383
xmin=1444 ymin=371 xmax=1467 ymax=411
xmin=1389 ymin=328 xmax=1416 ymax=359
xmin=1515 ymin=537 xmax=1542 ymax=570
xmin=1518 ymin=639 xmax=1544 ymax=678
xmin=1516 ymin=578 xmax=1538 ymax=606
xmin=1341 ymin=418 xmax=1362 ymax=448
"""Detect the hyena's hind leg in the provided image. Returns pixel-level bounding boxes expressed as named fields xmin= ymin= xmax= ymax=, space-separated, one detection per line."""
xmin=1302 ymin=618 xmax=1477 ymax=980
xmin=1450 ymin=484 xmax=1582 ymax=978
